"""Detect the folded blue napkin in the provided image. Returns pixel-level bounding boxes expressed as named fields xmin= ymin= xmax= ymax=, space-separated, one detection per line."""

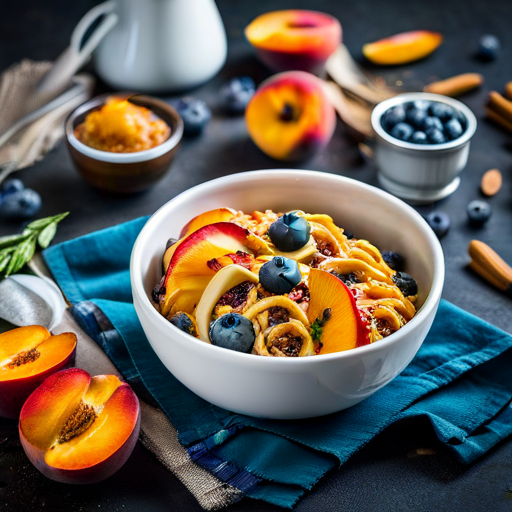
xmin=43 ymin=217 xmax=512 ymax=508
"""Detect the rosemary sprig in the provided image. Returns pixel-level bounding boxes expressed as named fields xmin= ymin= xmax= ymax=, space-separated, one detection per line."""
xmin=0 ymin=212 xmax=69 ymax=278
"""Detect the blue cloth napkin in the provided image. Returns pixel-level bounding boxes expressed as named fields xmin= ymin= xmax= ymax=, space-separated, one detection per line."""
xmin=43 ymin=217 xmax=512 ymax=508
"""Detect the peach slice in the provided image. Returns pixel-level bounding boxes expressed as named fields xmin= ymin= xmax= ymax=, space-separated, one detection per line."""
xmin=0 ymin=326 xmax=77 ymax=419
xmin=159 ymin=222 xmax=266 ymax=317
xmin=180 ymin=208 xmax=237 ymax=238
xmin=19 ymin=368 xmax=140 ymax=484
xmin=162 ymin=208 xmax=238 ymax=271
xmin=362 ymin=31 xmax=443 ymax=65
xmin=245 ymin=10 xmax=342 ymax=74
xmin=246 ymin=71 xmax=336 ymax=161
xmin=307 ymin=268 xmax=370 ymax=353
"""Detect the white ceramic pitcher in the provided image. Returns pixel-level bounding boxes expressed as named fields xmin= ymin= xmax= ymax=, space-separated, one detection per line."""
xmin=63 ymin=0 xmax=228 ymax=92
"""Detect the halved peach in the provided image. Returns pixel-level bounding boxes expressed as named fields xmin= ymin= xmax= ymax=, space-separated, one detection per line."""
xmin=19 ymin=368 xmax=140 ymax=484
xmin=245 ymin=10 xmax=341 ymax=74
xmin=307 ymin=268 xmax=370 ymax=353
xmin=159 ymin=222 xmax=266 ymax=317
xmin=246 ymin=71 xmax=336 ymax=161
xmin=362 ymin=30 xmax=443 ymax=65
xmin=0 ymin=326 xmax=77 ymax=419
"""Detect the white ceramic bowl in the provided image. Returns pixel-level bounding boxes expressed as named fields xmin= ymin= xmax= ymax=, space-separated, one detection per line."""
xmin=371 ymin=92 xmax=477 ymax=204
xmin=131 ymin=170 xmax=444 ymax=419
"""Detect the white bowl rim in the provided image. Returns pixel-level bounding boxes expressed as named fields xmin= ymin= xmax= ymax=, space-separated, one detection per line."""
xmin=131 ymin=169 xmax=445 ymax=366
xmin=65 ymin=94 xmax=184 ymax=164
xmin=371 ymin=92 xmax=477 ymax=152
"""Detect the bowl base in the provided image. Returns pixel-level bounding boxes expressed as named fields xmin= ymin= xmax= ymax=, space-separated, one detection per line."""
xmin=377 ymin=174 xmax=460 ymax=205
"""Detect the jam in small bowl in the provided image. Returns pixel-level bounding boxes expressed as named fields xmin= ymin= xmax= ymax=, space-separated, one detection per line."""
xmin=66 ymin=94 xmax=183 ymax=193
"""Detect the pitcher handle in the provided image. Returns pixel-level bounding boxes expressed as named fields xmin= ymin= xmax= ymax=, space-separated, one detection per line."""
xmin=37 ymin=1 xmax=118 ymax=93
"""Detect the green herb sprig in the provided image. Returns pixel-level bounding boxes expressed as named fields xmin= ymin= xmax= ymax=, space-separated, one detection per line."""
xmin=0 ymin=212 xmax=69 ymax=278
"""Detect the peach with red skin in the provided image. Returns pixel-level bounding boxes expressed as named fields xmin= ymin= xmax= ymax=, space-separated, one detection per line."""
xmin=245 ymin=71 xmax=336 ymax=161
xmin=307 ymin=268 xmax=370 ymax=353
xmin=19 ymin=368 xmax=140 ymax=484
xmin=245 ymin=10 xmax=341 ymax=75
xmin=159 ymin=222 xmax=270 ymax=316
xmin=0 ymin=326 xmax=77 ymax=419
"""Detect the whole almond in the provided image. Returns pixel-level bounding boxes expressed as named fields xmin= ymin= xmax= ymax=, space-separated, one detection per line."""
xmin=481 ymin=168 xmax=502 ymax=196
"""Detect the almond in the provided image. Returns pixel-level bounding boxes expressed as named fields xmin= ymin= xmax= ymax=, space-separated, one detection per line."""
xmin=481 ymin=168 xmax=502 ymax=196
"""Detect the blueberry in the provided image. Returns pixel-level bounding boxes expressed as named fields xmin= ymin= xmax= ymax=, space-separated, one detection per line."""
xmin=411 ymin=100 xmax=431 ymax=111
xmin=392 ymin=272 xmax=418 ymax=297
xmin=259 ymin=256 xmax=302 ymax=295
xmin=467 ymin=200 xmax=492 ymax=226
xmin=425 ymin=211 xmax=450 ymax=238
xmin=444 ymin=118 xmax=463 ymax=140
xmin=175 ymin=97 xmax=211 ymax=137
xmin=169 ymin=313 xmax=197 ymax=336
xmin=390 ymin=122 xmax=414 ymax=141
xmin=478 ymin=35 xmax=500 ymax=61
xmin=381 ymin=105 xmax=406 ymax=130
xmin=411 ymin=131 xmax=428 ymax=144
xmin=220 ymin=76 xmax=255 ymax=115
xmin=426 ymin=128 xmax=446 ymax=144
xmin=0 ymin=178 xmax=24 ymax=198
xmin=381 ymin=251 xmax=405 ymax=271
xmin=209 ymin=313 xmax=255 ymax=353
xmin=406 ymin=108 xmax=428 ymax=129
xmin=268 ymin=212 xmax=311 ymax=252
xmin=0 ymin=189 xmax=41 ymax=219
xmin=423 ymin=116 xmax=443 ymax=132
xmin=333 ymin=272 xmax=360 ymax=285
xmin=428 ymin=103 xmax=455 ymax=122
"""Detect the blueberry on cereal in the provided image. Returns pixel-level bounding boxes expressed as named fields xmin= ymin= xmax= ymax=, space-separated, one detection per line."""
xmin=268 ymin=212 xmax=311 ymax=252
xmin=259 ymin=256 xmax=302 ymax=295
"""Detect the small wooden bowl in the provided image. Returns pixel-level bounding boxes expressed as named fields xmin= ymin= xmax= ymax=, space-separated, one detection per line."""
xmin=65 ymin=94 xmax=183 ymax=193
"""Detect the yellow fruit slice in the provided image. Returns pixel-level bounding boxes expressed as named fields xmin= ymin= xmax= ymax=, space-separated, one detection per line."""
xmin=363 ymin=31 xmax=443 ymax=65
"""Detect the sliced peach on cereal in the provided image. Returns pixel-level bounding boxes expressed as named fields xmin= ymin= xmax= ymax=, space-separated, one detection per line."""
xmin=159 ymin=222 xmax=263 ymax=316
xmin=363 ymin=31 xmax=443 ymax=65
xmin=0 ymin=326 xmax=77 ymax=419
xmin=180 ymin=208 xmax=237 ymax=238
xmin=19 ymin=368 xmax=140 ymax=484
xmin=307 ymin=268 xmax=369 ymax=353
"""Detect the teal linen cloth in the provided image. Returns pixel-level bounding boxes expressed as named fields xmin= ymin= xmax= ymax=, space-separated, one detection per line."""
xmin=43 ymin=218 xmax=512 ymax=508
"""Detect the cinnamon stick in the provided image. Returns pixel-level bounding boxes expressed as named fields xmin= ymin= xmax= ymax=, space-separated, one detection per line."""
xmin=424 ymin=73 xmax=483 ymax=97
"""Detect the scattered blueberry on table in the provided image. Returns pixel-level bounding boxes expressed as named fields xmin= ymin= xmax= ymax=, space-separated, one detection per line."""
xmin=209 ymin=312 xmax=256 ymax=352
xmin=220 ymin=76 xmax=255 ymax=114
xmin=382 ymin=100 xmax=467 ymax=145
xmin=425 ymin=211 xmax=450 ymax=238
xmin=477 ymin=34 xmax=500 ymax=61
xmin=467 ymin=200 xmax=492 ymax=226
xmin=259 ymin=256 xmax=302 ymax=295
xmin=268 ymin=212 xmax=311 ymax=252
xmin=0 ymin=179 xmax=42 ymax=220
xmin=175 ymin=97 xmax=211 ymax=137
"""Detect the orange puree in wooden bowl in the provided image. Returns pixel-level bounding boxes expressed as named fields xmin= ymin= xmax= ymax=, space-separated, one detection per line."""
xmin=74 ymin=97 xmax=171 ymax=153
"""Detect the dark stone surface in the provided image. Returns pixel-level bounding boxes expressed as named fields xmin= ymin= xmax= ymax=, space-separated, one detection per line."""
xmin=1 ymin=0 xmax=512 ymax=510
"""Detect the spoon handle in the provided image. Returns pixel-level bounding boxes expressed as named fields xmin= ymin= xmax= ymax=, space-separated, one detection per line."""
xmin=468 ymin=240 xmax=512 ymax=295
